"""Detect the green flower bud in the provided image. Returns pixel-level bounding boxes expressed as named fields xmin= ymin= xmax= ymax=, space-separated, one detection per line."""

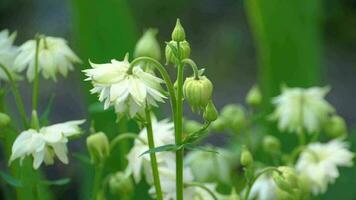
xmin=273 ymin=166 xmax=299 ymax=193
xmin=184 ymin=119 xmax=203 ymax=133
xmin=134 ymin=28 xmax=161 ymax=60
xmin=211 ymin=117 xmax=226 ymax=132
xmin=203 ymin=101 xmax=218 ymax=122
xmin=171 ymin=19 xmax=186 ymax=42
xmin=0 ymin=112 xmax=10 ymax=127
xmin=165 ymin=40 xmax=191 ymax=64
xmin=221 ymin=104 xmax=246 ymax=134
xmin=324 ymin=115 xmax=347 ymax=138
xmin=240 ymin=147 xmax=253 ymax=167
xmin=183 ymin=76 xmax=213 ymax=113
xmin=86 ymin=132 xmax=110 ymax=164
xmin=246 ymin=85 xmax=262 ymax=107
xmin=262 ymin=135 xmax=281 ymax=153
xmin=109 ymin=172 xmax=134 ymax=198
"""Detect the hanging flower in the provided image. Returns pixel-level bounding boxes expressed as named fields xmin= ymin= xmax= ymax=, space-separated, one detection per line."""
xmin=9 ymin=120 xmax=85 ymax=169
xmin=13 ymin=36 xmax=81 ymax=82
xmin=83 ymin=55 xmax=166 ymax=118
xmin=271 ymin=86 xmax=334 ymax=134
xmin=248 ymin=174 xmax=277 ymax=200
xmin=295 ymin=140 xmax=354 ymax=195
xmin=0 ymin=29 xmax=21 ymax=81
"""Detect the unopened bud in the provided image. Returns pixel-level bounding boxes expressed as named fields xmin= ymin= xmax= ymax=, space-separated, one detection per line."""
xmin=221 ymin=104 xmax=246 ymax=134
xmin=109 ymin=172 xmax=133 ymax=198
xmin=203 ymin=101 xmax=218 ymax=122
xmin=211 ymin=117 xmax=226 ymax=132
xmin=324 ymin=115 xmax=347 ymax=138
xmin=240 ymin=147 xmax=253 ymax=167
xmin=184 ymin=119 xmax=202 ymax=133
xmin=183 ymin=76 xmax=213 ymax=113
xmin=171 ymin=19 xmax=186 ymax=42
xmin=262 ymin=135 xmax=281 ymax=153
xmin=86 ymin=132 xmax=110 ymax=164
xmin=134 ymin=28 xmax=161 ymax=60
xmin=273 ymin=166 xmax=298 ymax=193
xmin=246 ymin=85 xmax=262 ymax=107
xmin=165 ymin=40 xmax=191 ymax=64
xmin=0 ymin=112 xmax=10 ymax=127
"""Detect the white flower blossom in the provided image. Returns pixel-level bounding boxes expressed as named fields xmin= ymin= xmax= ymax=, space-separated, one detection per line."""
xmin=248 ymin=174 xmax=277 ymax=200
xmin=296 ymin=140 xmax=354 ymax=195
xmin=83 ymin=55 xmax=166 ymax=118
xmin=13 ymin=36 xmax=81 ymax=82
xmin=0 ymin=29 xmax=21 ymax=81
xmin=9 ymin=120 xmax=85 ymax=169
xmin=271 ymin=86 xmax=334 ymax=134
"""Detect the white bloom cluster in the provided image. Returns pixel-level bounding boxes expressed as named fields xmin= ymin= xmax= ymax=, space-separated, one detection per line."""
xmin=296 ymin=140 xmax=354 ymax=195
xmin=271 ymin=86 xmax=334 ymax=134
xmin=248 ymin=174 xmax=277 ymax=200
xmin=0 ymin=29 xmax=21 ymax=81
xmin=83 ymin=56 xmax=166 ymax=118
xmin=10 ymin=120 xmax=85 ymax=169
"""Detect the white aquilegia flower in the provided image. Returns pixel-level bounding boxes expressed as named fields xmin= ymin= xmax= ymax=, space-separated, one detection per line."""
xmin=271 ymin=86 xmax=334 ymax=134
xmin=0 ymin=29 xmax=21 ymax=81
xmin=126 ymin=118 xmax=175 ymax=183
xmin=9 ymin=120 xmax=85 ymax=169
xmin=13 ymin=36 xmax=81 ymax=82
xmin=248 ymin=174 xmax=277 ymax=200
xmin=83 ymin=55 xmax=166 ymax=118
xmin=296 ymin=140 xmax=354 ymax=195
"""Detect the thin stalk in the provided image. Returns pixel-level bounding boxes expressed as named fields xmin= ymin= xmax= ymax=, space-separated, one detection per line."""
xmin=145 ymin=108 xmax=163 ymax=200
xmin=92 ymin=164 xmax=104 ymax=200
xmin=109 ymin=132 xmax=146 ymax=151
xmin=0 ymin=63 xmax=28 ymax=128
xmin=32 ymin=37 xmax=40 ymax=112
xmin=182 ymin=58 xmax=200 ymax=79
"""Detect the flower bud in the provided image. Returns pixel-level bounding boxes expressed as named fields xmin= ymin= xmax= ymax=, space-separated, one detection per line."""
xmin=273 ymin=166 xmax=299 ymax=193
xmin=221 ymin=104 xmax=246 ymax=134
xmin=109 ymin=172 xmax=134 ymax=198
xmin=262 ymin=135 xmax=281 ymax=153
xmin=171 ymin=19 xmax=186 ymax=42
xmin=0 ymin=112 xmax=10 ymax=127
xmin=165 ymin=40 xmax=191 ymax=64
xmin=246 ymin=85 xmax=262 ymax=107
xmin=86 ymin=132 xmax=110 ymax=164
xmin=240 ymin=147 xmax=253 ymax=167
xmin=203 ymin=101 xmax=218 ymax=122
xmin=211 ymin=117 xmax=226 ymax=132
xmin=184 ymin=119 xmax=202 ymax=133
xmin=183 ymin=76 xmax=213 ymax=113
xmin=134 ymin=28 xmax=161 ymax=60
xmin=324 ymin=115 xmax=347 ymax=138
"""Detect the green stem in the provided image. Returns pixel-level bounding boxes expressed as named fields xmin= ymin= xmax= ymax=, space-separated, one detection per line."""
xmin=109 ymin=132 xmax=146 ymax=150
xmin=32 ymin=37 xmax=40 ymax=113
xmin=145 ymin=108 xmax=163 ymax=200
xmin=185 ymin=182 xmax=218 ymax=200
xmin=0 ymin=63 xmax=28 ymax=128
xmin=182 ymin=58 xmax=200 ymax=79
xmin=92 ymin=164 xmax=104 ymax=200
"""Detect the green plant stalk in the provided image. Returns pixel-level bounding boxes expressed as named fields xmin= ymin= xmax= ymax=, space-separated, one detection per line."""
xmin=175 ymin=41 xmax=184 ymax=200
xmin=145 ymin=107 xmax=163 ymax=200
xmin=92 ymin=164 xmax=104 ymax=200
xmin=0 ymin=64 xmax=28 ymax=128
xmin=32 ymin=37 xmax=40 ymax=113
xmin=110 ymin=132 xmax=146 ymax=150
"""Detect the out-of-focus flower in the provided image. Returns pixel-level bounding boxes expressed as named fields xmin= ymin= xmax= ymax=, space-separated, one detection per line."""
xmin=14 ymin=36 xmax=81 ymax=82
xmin=126 ymin=118 xmax=175 ymax=183
xmin=86 ymin=132 xmax=110 ymax=164
xmin=324 ymin=115 xmax=347 ymax=138
xmin=9 ymin=120 xmax=85 ymax=169
xmin=271 ymin=86 xmax=334 ymax=134
xmin=246 ymin=85 xmax=262 ymax=107
xmin=83 ymin=55 xmax=166 ymax=118
xmin=0 ymin=29 xmax=21 ymax=81
xmin=109 ymin=171 xmax=134 ymax=198
xmin=248 ymin=174 xmax=277 ymax=200
xmin=134 ymin=28 xmax=161 ymax=61
xmin=295 ymin=140 xmax=354 ymax=195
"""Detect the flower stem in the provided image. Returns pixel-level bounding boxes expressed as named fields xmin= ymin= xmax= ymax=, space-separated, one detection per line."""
xmin=109 ymin=132 xmax=146 ymax=150
xmin=0 ymin=63 xmax=28 ymax=128
xmin=145 ymin=108 xmax=163 ymax=200
xmin=92 ymin=164 xmax=104 ymax=200
xmin=32 ymin=37 xmax=40 ymax=112
xmin=182 ymin=58 xmax=200 ymax=79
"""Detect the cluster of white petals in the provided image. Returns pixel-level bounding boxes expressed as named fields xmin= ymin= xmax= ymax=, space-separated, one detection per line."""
xmin=271 ymin=86 xmax=334 ymax=134
xmin=296 ymin=140 xmax=354 ymax=195
xmin=10 ymin=120 xmax=85 ymax=169
xmin=14 ymin=36 xmax=81 ymax=81
xmin=0 ymin=29 xmax=21 ymax=81
xmin=83 ymin=55 xmax=166 ymax=118
xmin=248 ymin=174 xmax=277 ymax=200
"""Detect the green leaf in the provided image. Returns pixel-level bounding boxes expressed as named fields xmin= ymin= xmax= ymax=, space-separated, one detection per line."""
xmin=183 ymin=123 xmax=211 ymax=144
xmin=40 ymin=178 xmax=70 ymax=186
xmin=0 ymin=171 xmax=22 ymax=187
xmin=139 ymin=144 xmax=183 ymax=156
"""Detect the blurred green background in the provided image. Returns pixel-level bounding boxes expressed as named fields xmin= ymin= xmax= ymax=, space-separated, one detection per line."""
xmin=0 ymin=0 xmax=355 ymax=199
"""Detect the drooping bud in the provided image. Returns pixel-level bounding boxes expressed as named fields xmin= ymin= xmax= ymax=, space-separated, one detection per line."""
xmin=273 ymin=166 xmax=299 ymax=193
xmin=171 ymin=19 xmax=186 ymax=42
xmin=203 ymin=100 xmax=218 ymax=122
xmin=240 ymin=147 xmax=253 ymax=167
xmin=262 ymin=135 xmax=281 ymax=153
xmin=134 ymin=28 xmax=161 ymax=60
xmin=109 ymin=172 xmax=134 ymax=198
xmin=324 ymin=115 xmax=347 ymax=138
xmin=165 ymin=40 xmax=191 ymax=64
xmin=183 ymin=76 xmax=213 ymax=113
xmin=220 ymin=104 xmax=246 ymax=134
xmin=0 ymin=112 xmax=10 ymax=127
xmin=86 ymin=132 xmax=110 ymax=164
xmin=246 ymin=85 xmax=262 ymax=107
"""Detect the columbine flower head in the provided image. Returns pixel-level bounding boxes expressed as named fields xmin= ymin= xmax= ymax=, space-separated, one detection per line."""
xmin=83 ymin=54 xmax=166 ymax=118
xmin=126 ymin=118 xmax=175 ymax=183
xmin=13 ymin=35 xmax=81 ymax=82
xmin=248 ymin=174 xmax=277 ymax=200
xmin=9 ymin=120 xmax=85 ymax=169
xmin=0 ymin=29 xmax=21 ymax=81
xmin=271 ymin=86 xmax=334 ymax=134
xmin=295 ymin=140 xmax=354 ymax=195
